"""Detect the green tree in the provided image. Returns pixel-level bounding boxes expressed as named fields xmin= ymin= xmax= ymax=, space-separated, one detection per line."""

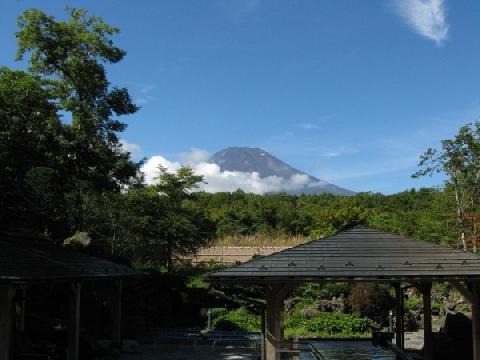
xmin=15 ymin=7 xmax=140 ymax=232
xmin=154 ymin=166 xmax=210 ymax=271
xmin=0 ymin=68 xmax=64 ymax=233
xmin=413 ymin=123 xmax=480 ymax=251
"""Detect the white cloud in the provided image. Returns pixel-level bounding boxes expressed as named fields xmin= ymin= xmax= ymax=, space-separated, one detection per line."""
xmin=141 ymin=149 xmax=325 ymax=194
xmin=321 ymin=151 xmax=341 ymax=158
xmin=318 ymin=147 xmax=359 ymax=159
xmin=298 ymin=122 xmax=318 ymax=129
xmin=179 ymin=148 xmax=210 ymax=165
xmin=134 ymin=84 xmax=156 ymax=105
xmin=392 ymin=0 xmax=449 ymax=45
xmin=136 ymin=97 xmax=149 ymax=105
xmin=119 ymin=139 xmax=142 ymax=158
xmin=142 ymin=155 xmax=181 ymax=184
xmin=140 ymin=84 xmax=156 ymax=94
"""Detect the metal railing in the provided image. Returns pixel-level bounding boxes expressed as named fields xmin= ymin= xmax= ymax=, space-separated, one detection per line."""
xmin=308 ymin=343 xmax=325 ymax=360
xmin=274 ymin=341 xmax=326 ymax=360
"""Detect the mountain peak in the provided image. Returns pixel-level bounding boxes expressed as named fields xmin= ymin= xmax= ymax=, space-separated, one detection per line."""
xmin=209 ymin=147 xmax=354 ymax=195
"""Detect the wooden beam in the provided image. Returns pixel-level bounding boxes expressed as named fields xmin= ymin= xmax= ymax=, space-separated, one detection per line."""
xmin=0 ymin=285 xmax=16 ymax=360
xmin=472 ymin=283 xmax=480 ymax=360
xmin=68 ymin=282 xmax=82 ymax=360
xmin=421 ymin=282 xmax=433 ymax=360
xmin=112 ymin=280 xmax=123 ymax=348
xmin=449 ymin=280 xmax=473 ymax=303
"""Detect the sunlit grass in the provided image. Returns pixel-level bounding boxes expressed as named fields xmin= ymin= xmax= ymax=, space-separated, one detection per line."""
xmin=211 ymin=234 xmax=310 ymax=247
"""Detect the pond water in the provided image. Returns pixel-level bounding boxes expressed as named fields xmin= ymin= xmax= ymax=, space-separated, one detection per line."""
xmin=300 ymin=340 xmax=395 ymax=360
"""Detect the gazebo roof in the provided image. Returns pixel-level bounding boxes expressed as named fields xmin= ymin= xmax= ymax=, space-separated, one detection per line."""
xmin=0 ymin=233 xmax=143 ymax=283
xmin=209 ymin=226 xmax=480 ymax=283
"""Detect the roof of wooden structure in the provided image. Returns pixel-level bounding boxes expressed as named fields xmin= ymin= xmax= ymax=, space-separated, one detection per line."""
xmin=209 ymin=226 xmax=480 ymax=283
xmin=0 ymin=233 xmax=143 ymax=283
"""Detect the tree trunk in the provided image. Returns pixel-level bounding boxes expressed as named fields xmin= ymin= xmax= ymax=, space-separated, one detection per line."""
xmin=454 ymin=184 xmax=468 ymax=251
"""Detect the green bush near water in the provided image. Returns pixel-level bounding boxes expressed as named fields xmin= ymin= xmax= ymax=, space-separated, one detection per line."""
xmin=211 ymin=306 xmax=371 ymax=337
xmin=286 ymin=310 xmax=371 ymax=335
xmin=213 ymin=307 xmax=260 ymax=331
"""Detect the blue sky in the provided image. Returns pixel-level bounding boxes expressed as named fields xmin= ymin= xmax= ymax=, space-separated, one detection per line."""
xmin=2 ymin=0 xmax=480 ymax=194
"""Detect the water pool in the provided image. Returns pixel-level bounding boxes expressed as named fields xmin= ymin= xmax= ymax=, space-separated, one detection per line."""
xmin=300 ymin=340 xmax=395 ymax=360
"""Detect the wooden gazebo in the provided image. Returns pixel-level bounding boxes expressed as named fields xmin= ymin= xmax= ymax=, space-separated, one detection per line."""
xmin=0 ymin=233 xmax=143 ymax=360
xmin=209 ymin=226 xmax=480 ymax=360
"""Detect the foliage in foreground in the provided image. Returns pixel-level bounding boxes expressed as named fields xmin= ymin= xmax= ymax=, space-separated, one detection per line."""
xmin=286 ymin=310 xmax=371 ymax=336
xmin=210 ymin=306 xmax=371 ymax=338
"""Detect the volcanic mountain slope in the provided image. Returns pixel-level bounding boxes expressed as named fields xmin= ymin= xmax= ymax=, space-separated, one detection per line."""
xmin=209 ymin=147 xmax=355 ymax=195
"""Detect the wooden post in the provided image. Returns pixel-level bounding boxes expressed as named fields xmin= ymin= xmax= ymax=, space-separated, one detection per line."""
xmin=261 ymin=307 xmax=266 ymax=360
xmin=265 ymin=285 xmax=291 ymax=360
xmin=400 ymin=286 xmax=405 ymax=350
xmin=394 ymin=283 xmax=404 ymax=351
xmin=265 ymin=292 xmax=283 ymax=360
xmin=68 ymin=282 xmax=82 ymax=360
xmin=472 ymin=283 xmax=480 ymax=360
xmin=112 ymin=280 xmax=123 ymax=348
xmin=18 ymin=285 xmax=26 ymax=333
xmin=421 ymin=282 xmax=433 ymax=360
xmin=0 ymin=285 xmax=16 ymax=360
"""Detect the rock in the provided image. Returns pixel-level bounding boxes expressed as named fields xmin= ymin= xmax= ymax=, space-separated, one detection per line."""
xmin=442 ymin=312 xmax=471 ymax=339
xmin=444 ymin=300 xmax=457 ymax=314
xmin=300 ymin=306 xmax=318 ymax=319
xmin=64 ymin=232 xmax=91 ymax=248
xmin=433 ymin=331 xmax=472 ymax=360
xmin=284 ymin=297 xmax=301 ymax=312
xmin=317 ymin=296 xmax=345 ymax=312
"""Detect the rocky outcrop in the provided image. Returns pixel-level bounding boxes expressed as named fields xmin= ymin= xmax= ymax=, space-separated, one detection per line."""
xmin=432 ymin=313 xmax=472 ymax=360
xmin=316 ymin=296 xmax=345 ymax=312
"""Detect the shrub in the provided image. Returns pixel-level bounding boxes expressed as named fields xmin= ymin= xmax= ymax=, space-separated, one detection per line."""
xmin=405 ymin=296 xmax=422 ymax=311
xmin=212 ymin=307 xmax=260 ymax=331
xmin=318 ymin=283 xmax=352 ymax=299
xmin=285 ymin=310 xmax=371 ymax=335
xmin=350 ymin=282 xmax=394 ymax=325
xmin=200 ymin=307 xmax=227 ymax=317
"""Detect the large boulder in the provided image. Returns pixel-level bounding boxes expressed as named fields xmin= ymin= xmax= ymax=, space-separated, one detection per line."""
xmin=432 ymin=313 xmax=473 ymax=360
xmin=317 ymin=296 xmax=345 ymax=312
xmin=442 ymin=312 xmax=471 ymax=339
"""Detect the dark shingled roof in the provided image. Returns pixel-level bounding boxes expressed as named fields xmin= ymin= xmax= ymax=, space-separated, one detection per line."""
xmin=0 ymin=234 xmax=143 ymax=283
xmin=209 ymin=226 xmax=480 ymax=283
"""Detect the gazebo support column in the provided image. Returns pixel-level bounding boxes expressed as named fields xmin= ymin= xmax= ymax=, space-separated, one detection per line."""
xmin=68 ymin=282 xmax=82 ymax=360
xmin=112 ymin=280 xmax=123 ymax=348
xmin=0 ymin=285 xmax=16 ymax=360
xmin=265 ymin=284 xmax=291 ymax=360
xmin=394 ymin=283 xmax=404 ymax=351
xmin=261 ymin=308 xmax=266 ymax=360
xmin=472 ymin=283 xmax=480 ymax=360
xmin=18 ymin=285 xmax=27 ymax=333
xmin=421 ymin=282 xmax=433 ymax=360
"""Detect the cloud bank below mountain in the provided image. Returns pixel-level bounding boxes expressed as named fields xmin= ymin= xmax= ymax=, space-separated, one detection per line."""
xmin=141 ymin=149 xmax=331 ymax=194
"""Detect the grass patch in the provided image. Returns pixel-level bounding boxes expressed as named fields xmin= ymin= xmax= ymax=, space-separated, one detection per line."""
xmin=212 ymin=234 xmax=309 ymax=247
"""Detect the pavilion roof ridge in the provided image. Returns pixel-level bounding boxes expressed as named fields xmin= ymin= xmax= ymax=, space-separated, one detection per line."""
xmin=208 ymin=225 xmax=480 ymax=283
